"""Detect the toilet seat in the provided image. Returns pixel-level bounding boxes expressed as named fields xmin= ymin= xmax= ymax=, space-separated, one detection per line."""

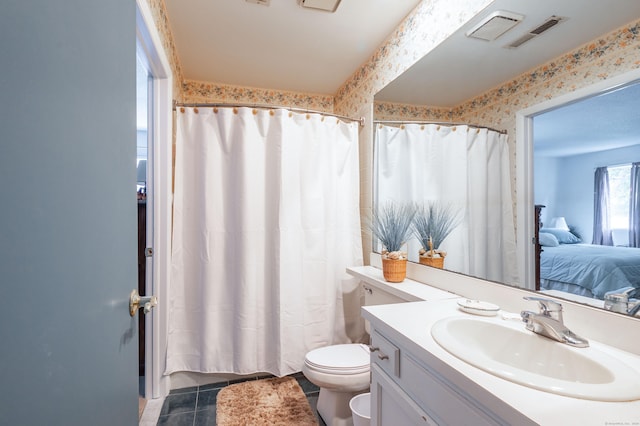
xmin=304 ymin=343 xmax=370 ymax=375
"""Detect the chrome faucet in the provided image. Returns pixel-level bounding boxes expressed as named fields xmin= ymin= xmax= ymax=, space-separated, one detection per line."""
xmin=520 ymin=296 xmax=589 ymax=348
xmin=604 ymin=287 xmax=640 ymax=317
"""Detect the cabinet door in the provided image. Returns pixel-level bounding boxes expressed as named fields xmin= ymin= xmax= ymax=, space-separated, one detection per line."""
xmin=402 ymin=354 xmax=502 ymax=425
xmin=371 ymin=364 xmax=436 ymax=426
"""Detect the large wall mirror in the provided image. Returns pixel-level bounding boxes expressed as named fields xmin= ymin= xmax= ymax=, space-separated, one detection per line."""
xmin=373 ymin=0 xmax=640 ymax=316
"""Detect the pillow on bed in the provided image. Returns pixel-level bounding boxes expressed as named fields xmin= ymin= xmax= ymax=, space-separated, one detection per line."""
xmin=539 ymin=232 xmax=560 ymax=247
xmin=540 ymin=227 xmax=582 ymax=244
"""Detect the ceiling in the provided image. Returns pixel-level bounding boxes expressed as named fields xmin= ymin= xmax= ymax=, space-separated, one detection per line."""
xmin=163 ymin=0 xmax=421 ymax=94
xmin=534 ymin=81 xmax=640 ymax=157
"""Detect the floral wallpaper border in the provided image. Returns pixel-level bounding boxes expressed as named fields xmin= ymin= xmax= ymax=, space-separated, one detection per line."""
xmin=373 ymin=100 xmax=452 ymax=122
xmin=181 ymin=80 xmax=334 ymax=113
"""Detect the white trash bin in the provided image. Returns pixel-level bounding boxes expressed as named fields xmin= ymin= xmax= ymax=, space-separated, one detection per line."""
xmin=349 ymin=392 xmax=370 ymax=426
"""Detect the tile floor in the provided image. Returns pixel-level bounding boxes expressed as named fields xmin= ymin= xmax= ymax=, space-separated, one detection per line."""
xmin=156 ymin=373 xmax=327 ymax=426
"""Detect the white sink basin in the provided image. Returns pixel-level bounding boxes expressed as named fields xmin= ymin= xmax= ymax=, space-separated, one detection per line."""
xmin=431 ymin=316 xmax=640 ymax=401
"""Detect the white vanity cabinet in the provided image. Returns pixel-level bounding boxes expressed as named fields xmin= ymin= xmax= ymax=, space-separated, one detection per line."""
xmin=368 ymin=326 xmax=519 ymax=426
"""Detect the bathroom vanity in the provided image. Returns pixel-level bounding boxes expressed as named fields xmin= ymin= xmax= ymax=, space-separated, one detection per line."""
xmin=349 ymin=266 xmax=640 ymax=425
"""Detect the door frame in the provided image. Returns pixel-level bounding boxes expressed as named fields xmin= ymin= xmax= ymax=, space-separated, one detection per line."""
xmin=136 ymin=0 xmax=173 ymax=399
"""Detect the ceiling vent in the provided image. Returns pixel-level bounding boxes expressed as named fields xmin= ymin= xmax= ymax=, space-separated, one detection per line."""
xmin=298 ymin=0 xmax=341 ymax=13
xmin=466 ymin=11 xmax=524 ymax=41
xmin=506 ymin=15 xmax=566 ymax=49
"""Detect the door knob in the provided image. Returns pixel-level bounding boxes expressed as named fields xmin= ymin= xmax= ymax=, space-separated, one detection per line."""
xmin=129 ymin=289 xmax=158 ymax=316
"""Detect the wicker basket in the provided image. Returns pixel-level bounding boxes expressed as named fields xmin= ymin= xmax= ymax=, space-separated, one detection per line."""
xmin=381 ymin=257 xmax=407 ymax=282
xmin=419 ymin=255 xmax=444 ymax=269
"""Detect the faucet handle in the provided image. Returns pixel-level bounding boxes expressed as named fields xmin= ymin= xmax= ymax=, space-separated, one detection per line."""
xmin=523 ymin=296 xmax=563 ymax=321
xmin=520 ymin=310 xmax=535 ymax=328
xmin=604 ymin=287 xmax=634 ymax=312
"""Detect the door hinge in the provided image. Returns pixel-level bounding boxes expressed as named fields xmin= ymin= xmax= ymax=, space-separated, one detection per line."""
xmin=145 ymin=247 xmax=153 ymax=257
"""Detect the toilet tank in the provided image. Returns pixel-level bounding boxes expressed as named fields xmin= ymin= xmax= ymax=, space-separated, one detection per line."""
xmin=363 ymin=283 xmax=409 ymax=333
xmin=363 ymin=283 xmax=409 ymax=306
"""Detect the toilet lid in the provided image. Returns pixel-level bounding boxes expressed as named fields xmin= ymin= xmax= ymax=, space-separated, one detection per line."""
xmin=305 ymin=344 xmax=370 ymax=375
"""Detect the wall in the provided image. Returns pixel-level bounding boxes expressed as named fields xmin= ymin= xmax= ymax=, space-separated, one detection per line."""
xmin=533 ymin=156 xmax=559 ymax=223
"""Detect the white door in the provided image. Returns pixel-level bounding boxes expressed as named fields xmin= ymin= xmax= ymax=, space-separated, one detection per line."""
xmin=0 ymin=1 xmax=139 ymax=425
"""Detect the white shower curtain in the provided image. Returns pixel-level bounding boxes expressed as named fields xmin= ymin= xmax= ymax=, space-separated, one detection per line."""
xmin=166 ymin=107 xmax=363 ymax=377
xmin=375 ymin=124 xmax=518 ymax=284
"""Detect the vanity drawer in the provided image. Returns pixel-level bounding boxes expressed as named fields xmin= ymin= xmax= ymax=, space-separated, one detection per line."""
xmin=371 ymin=330 xmax=400 ymax=377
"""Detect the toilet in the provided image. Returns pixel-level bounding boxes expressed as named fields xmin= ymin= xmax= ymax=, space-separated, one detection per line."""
xmin=303 ymin=283 xmax=407 ymax=426
xmin=303 ymin=343 xmax=370 ymax=426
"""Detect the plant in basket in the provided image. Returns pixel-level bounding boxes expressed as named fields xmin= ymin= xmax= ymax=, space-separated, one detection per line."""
xmin=369 ymin=202 xmax=416 ymax=282
xmin=412 ymin=202 xmax=461 ymax=269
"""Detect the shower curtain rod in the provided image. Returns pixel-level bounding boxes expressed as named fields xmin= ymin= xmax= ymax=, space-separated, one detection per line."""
xmin=374 ymin=119 xmax=506 ymax=134
xmin=173 ymin=101 xmax=365 ymax=127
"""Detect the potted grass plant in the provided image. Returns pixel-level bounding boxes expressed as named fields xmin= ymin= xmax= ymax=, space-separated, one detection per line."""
xmin=369 ymin=202 xmax=416 ymax=282
xmin=412 ymin=202 xmax=461 ymax=269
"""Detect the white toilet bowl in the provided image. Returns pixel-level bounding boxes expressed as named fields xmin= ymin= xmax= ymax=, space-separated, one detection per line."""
xmin=303 ymin=343 xmax=370 ymax=426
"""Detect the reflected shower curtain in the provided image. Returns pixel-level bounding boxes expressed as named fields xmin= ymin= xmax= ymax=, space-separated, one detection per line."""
xmin=166 ymin=107 xmax=363 ymax=376
xmin=375 ymin=124 xmax=518 ymax=284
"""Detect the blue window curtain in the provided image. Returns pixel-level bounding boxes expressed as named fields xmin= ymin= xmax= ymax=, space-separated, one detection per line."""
xmin=592 ymin=166 xmax=614 ymax=246
xmin=630 ymin=162 xmax=640 ymax=247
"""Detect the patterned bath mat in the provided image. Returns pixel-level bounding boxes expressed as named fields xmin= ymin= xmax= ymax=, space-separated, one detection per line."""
xmin=216 ymin=376 xmax=318 ymax=425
